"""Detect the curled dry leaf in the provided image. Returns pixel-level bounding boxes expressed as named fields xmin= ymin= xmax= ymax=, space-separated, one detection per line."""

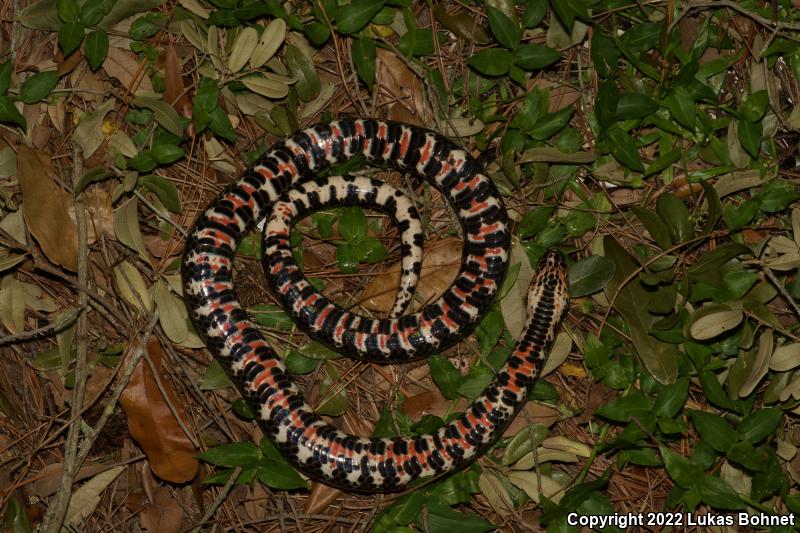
xmin=359 ymin=238 xmax=462 ymax=313
xmin=119 ymin=337 xmax=199 ymax=483
xmin=17 ymin=146 xmax=78 ymax=271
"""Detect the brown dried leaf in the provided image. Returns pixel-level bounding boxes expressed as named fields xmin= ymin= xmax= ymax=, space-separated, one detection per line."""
xmin=359 ymin=238 xmax=462 ymax=313
xmin=104 ymin=47 xmax=154 ymax=93
xmin=376 ymin=49 xmax=426 ymax=123
xmin=17 ymin=146 xmax=78 ymax=271
xmin=119 ymin=337 xmax=199 ymax=483
xmin=139 ymin=486 xmax=184 ymax=533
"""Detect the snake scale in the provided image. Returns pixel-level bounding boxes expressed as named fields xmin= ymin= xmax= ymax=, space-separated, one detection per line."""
xmin=182 ymin=119 xmax=569 ymax=491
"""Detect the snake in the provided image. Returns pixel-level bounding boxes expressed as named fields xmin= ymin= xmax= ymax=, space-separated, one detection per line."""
xmin=182 ymin=118 xmax=569 ymax=491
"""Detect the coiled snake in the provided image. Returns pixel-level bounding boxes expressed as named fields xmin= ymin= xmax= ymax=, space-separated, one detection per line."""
xmin=182 ymin=119 xmax=569 ymax=491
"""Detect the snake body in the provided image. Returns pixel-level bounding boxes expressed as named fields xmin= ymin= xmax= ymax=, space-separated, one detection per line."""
xmin=182 ymin=119 xmax=569 ymax=491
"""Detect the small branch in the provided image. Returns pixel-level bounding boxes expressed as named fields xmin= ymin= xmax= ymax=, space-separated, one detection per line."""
xmin=188 ymin=466 xmax=242 ymax=533
xmin=41 ymin=145 xmax=90 ymax=532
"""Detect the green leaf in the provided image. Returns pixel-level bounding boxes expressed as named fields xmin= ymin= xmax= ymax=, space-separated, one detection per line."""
xmin=57 ymin=0 xmax=80 ymax=22
xmin=141 ymin=174 xmax=181 ymax=212
xmin=284 ymin=350 xmax=318 ymax=374
xmin=0 ymin=62 xmax=11 ymax=95
xmin=550 ymin=0 xmax=589 ymax=29
xmin=664 ymin=86 xmax=696 ymax=129
xmin=591 ymin=31 xmax=620 ymax=78
xmin=512 ymin=43 xmax=560 ymax=70
xmin=209 ymin=106 xmax=236 ymax=143
xmin=256 ymin=460 xmax=307 ymax=490
xmin=417 ymin=501 xmax=494 ymax=533
xmin=652 ymin=377 xmax=689 ymax=419
xmin=285 ymin=44 xmax=320 ymax=102
xmin=20 ymin=70 xmax=59 ymax=104
xmin=529 ymin=107 xmax=573 ymax=140
xmin=631 ymin=206 xmax=672 ymax=250
xmin=428 ymin=355 xmax=462 ymax=400
xmin=130 ymin=13 xmax=164 ymax=40
xmin=80 ymin=0 xmax=106 ymax=26
xmin=352 ymin=37 xmax=376 ymax=88
xmin=467 ymin=48 xmax=513 ymax=76
xmin=0 ymin=96 xmax=26 ymax=129
xmin=606 ymin=125 xmax=644 ymax=172
xmin=487 ymin=6 xmax=521 ymax=49
xmin=655 ymin=193 xmax=693 ymax=244
xmin=199 ymin=442 xmax=261 ymax=468
xmin=659 ymin=445 xmax=702 ymax=489
xmin=84 ymin=30 xmax=109 ymax=71
xmin=737 ymin=408 xmax=782 ymax=444
xmin=615 ymin=93 xmax=659 ymax=119
xmin=688 ymin=410 xmax=737 ymax=452
xmin=737 ymin=118 xmax=762 ymax=157
xmin=568 ymin=255 xmax=615 ymax=297
xmin=336 ymin=0 xmax=386 ymax=34
xmin=596 ymin=391 xmax=652 ymax=422
xmin=740 ymin=90 xmax=769 ymax=121
xmin=335 ymin=243 xmax=358 ymax=273
xmin=75 ymin=166 xmax=113 ymax=194
xmin=522 ymin=0 xmax=547 ymax=28
xmin=151 ymin=143 xmax=185 ymax=165
xmin=698 ymin=475 xmax=745 ymax=510
xmin=339 ymin=206 xmax=368 ymax=242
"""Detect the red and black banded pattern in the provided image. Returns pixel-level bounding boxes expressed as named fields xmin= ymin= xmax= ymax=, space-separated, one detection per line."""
xmin=182 ymin=119 xmax=569 ymax=491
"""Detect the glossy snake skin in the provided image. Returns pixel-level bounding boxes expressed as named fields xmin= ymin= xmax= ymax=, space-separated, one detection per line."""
xmin=182 ymin=119 xmax=569 ymax=491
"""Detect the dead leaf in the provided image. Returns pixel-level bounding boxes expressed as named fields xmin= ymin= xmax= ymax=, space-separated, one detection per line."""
xmin=64 ymin=466 xmax=125 ymax=528
xmin=376 ymin=49 xmax=426 ymax=123
xmin=17 ymin=146 xmax=79 ymax=271
xmin=30 ymin=462 xmax=112 ymax=499
xmin=103 ymin=47 xmax=154 ymax=93
xmin=359 ymin=238 xmax=462 ymax=312
xmin=139 ymin=486 xmax=184 ymax=533
xmin=119 ymin=337 xmax=199 ymax=483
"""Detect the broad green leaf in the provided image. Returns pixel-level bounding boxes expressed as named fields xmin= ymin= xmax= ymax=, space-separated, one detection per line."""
xmin=141 ymin=174 xmax=181 ymax=212
xmin=0 ymin=96 xmax=26 ymax=129
xmin=84 ymin=30 xmax=109 ymax=71
xmin=487 ymin=6 xmax=521 ymax=49
xmin=20 ymin=70 xmax=59 ymax=104
xmin=606 ymin=125 xmax=644 ymax=172
xmin=513 ymin=43 xmax=560 ymax=70
xmin=616 ymin=93 xmax=658 ymax=119
xmin=336 ymin=0 xmax=386 ymax=34
xmin=58 ymin=21 xmax=84 ymax=56
xmin=738 ymin=408 xmax=782 ymax=444
xmin=664 ymin=86 xmax=696 ymax=129
xmin=285 ymin=44 xmax=320 ymax=101
xmin=737 ymin=118 xmax=762 ymax=157
xmin=688 ymin=410 xmax=737 ymax=452
xmin=568 ymin=255 xmax=615 ymax=297
xmin=352 ymin=37 xmax=376 ymax=88
xmin=468 ymin=48 xmax=513 ymax=76
xmin=655 ymin=193 xmax=692 ymax=244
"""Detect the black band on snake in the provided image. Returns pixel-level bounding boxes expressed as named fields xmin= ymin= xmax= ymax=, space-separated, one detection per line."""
xmin=182 ymin=119 xmax=569 ymax=491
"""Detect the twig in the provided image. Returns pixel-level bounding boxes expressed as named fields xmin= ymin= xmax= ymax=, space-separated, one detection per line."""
xmin=188 ymin=466 xmax=242 ymax=533
xmin=760 ymin=266 xmax=800 ymax=318
xmin=0 ymin=304 xmax=84 ymax=346
xmin=40 ymin=145 xmax=90 ymax=532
